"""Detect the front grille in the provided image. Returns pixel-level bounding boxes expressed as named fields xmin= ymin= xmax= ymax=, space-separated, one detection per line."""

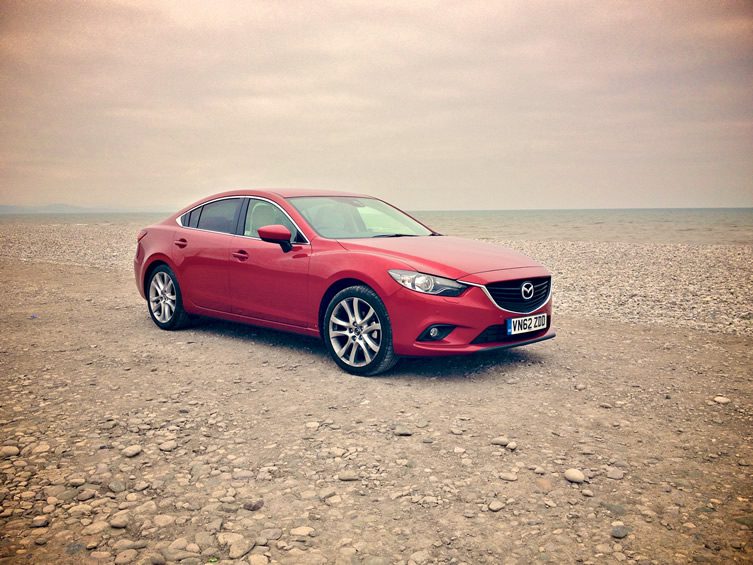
xmin=485 ymin=277 xmax=551 ymax=313
xmin=471 ymin=322 xmax=550 ymax=344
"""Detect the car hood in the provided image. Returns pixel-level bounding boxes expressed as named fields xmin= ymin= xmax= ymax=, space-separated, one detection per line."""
xmin=337 ymin=236 xmax=542 ymax=279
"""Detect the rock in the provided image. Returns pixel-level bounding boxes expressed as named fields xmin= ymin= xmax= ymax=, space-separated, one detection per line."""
xmin=31 ymin=515 xmax=50 ymax=528
xmin=108 ymin=480 xmax=126 ymax=493
xmin=249 ymin=555 xmax=269 ymax=565
xmin=114 ymin=549 xmax=138 ymax=564
xmin=1 ymin=446 xmax=20 ymax=458
xmin=499 ymin=472 xmax=518 ymax=482
xmin=217 ymin=532 xmax=244 ymax=546
xmin=228 ymin=539 xmax=254 ymax=559
xmin=242 ymin=499 xmax=264 ymax=511
xmin=582 ymin=489 xmax=594 ymax=497
xmin=121 ymin=445 xmax=142 ymax=458
xmin=409 ymin=549 xmax=431 ymax=564
xmin=564 ymin=468 xmax=585 ymax=483
xmin=506 ymin=442 xmax=518 ymax=451
xmin=606 ymin=467 xmax=625 ymax=480
xmin=160 ymin=548 xmax=197 ymax=562
xmin=77 ymin=489 xmax=96 ymax=501
xmin=338 ymin=470 xmax=359 ymax=481
xmin=611 ymin=525 xmax=630 ymax=539
xmin=90 ymin=551 xmax=112 ymax=560
xmin=488 ymin=500 xmax=504 ymax=512
xmin=169 ymin=538 xmax=188 ymax=551
xmin=260 ymin=528 xmax=282 ymax=540
xmin=81 ymin=521 xmax=109 ymax=535
xmin=159 ymin=440 xmax=178 ymax=452
xmin=713 ymin=396 xmax=731 ymax=405
xmin=153 ymin=514 xmax=175 ymax=527
xmin=535 ymin=478 xmax=553 ymax=493
xmin=290 ymin=526 xmax=315 ymax=537
xmin=491 ymin=437 xmax=509 ymax=446
xmin=394 ymin=427 xmax=412 ymax=436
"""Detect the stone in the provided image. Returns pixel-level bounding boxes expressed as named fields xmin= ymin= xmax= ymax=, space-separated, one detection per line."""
xmin=491 ymin=437 xmax=509 ymax=446
xmin=499 ymin=472 xmax=518 ymax=482
xmin=488 ymin=500 xmax=504 ymax=512
xmin=242 ymin=499 xmax=264 ymax=511
xmin=77 ymin=489 xmax=96 ymax=501
xmin=114 ymin=549 xmax=138 ymax=564
xmin=249 ymin=555 xmax=269 ymax=565
xmin=260 ymin=528 xmax=282 ymax=540
xmin=290 ymin=526 xmax=315 ymax=537
xmin=153 ymin=514 xmax=175 ymax=527
xmin=582 ymin=489 xmax=594 ymax=497
xmin=409 ymin=549 xmax=431 ymax=564
xmin=338 ymin=470 xmax=359 ymax=481
xmin=31 ymin=515 xmax=50 ymax=528
xmin=506 ymin=441 xmax=518 ymax=451
xmin=713 ymin=396 xmax=731 ymax=404
xmin=564 ymin=468 xmax=585 ymax=483
xmin=606 ymin=467 xmax=625 ymax=480
xmin=217 ymin=532 xmax=244 ymax=546
xmin=611 ymin=525 xmax=630 ymax=539
xmin=1 ymin=446 xmax=20 ymax=458
xmin=121 ymin=445 xmax=142 ymax=458
xmin=81 ymin=521 xmax=109 ymax=535
xmin=108 ymin=480 xmax=126 ymax=493
xmin=394 ymin=427 xmax=412 ymax=436
xmin=228 ymin=539 xmax=254 ymax=559
xmin=159 ymin=440 xmax=178 ymax=452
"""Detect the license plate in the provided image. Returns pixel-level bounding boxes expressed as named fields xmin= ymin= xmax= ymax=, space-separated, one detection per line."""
xmin=506 ymin=313 xmax=547 ymax=336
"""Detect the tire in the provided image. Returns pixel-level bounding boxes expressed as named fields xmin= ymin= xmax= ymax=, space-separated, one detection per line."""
xmin=146 ymin=265 xmax=190 ymax=330
xmin=323 ymin=285 xmax=399 ymax=376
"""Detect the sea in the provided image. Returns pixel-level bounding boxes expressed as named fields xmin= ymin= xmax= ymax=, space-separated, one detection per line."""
xmin=1 ymin=208 xmax=751 ymax=246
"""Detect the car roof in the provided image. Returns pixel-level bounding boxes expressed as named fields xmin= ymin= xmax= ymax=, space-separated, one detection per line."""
xmin=205 ymin=188 xmax=372 ymax=200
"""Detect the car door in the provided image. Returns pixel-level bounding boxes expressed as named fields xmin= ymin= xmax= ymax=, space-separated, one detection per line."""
xmin=228 ymin=198 xmax=311 ymax=327
xmin=172 ymin=197 xmax=242 ymax=312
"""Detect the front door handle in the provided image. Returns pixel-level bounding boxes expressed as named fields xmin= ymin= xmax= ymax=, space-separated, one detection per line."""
xmin=174 ymin=238 xmax=188 ymax=248
xmin=232 ymin=250 xmax=249 ymax=261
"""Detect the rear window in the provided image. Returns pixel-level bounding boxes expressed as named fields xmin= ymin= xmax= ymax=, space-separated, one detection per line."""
xmin=194 ymin=198 xmax=241 ymax=234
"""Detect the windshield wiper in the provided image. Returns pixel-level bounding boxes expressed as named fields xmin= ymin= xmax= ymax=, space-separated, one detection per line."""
xmin=372 ymin=233 xmax=419 ymax=238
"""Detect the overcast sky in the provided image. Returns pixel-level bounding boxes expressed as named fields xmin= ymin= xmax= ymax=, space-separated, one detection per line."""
xmin=1 ymin=1 xmax=751 ymax=211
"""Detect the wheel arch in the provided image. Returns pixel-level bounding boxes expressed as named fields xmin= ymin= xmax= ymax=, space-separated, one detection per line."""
xmin=142 ymin=255 xmax=178 ymax=297
xmin=318 ymin=277 xmax=376 ymax=339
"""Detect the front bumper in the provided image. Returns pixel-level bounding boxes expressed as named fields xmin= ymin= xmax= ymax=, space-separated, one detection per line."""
xmin=387 ymin=270 xmax=554 ymax=357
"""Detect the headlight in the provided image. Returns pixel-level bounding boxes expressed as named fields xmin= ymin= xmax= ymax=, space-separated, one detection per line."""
xmin=388 ymin=270 xmax=467 ymax=297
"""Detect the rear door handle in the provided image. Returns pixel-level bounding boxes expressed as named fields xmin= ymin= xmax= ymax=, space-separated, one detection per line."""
xmin=174 ymin=238 xmax=188 ymax=248
xmin=232 ymin=250 xmax=249 ymax=261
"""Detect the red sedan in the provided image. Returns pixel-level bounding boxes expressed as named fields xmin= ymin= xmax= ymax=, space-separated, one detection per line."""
xmin=134 ymin=189 xmax=555 ymax=375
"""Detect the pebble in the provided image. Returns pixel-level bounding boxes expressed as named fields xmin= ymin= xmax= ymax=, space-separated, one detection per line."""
xmin=243 ymin=499 xmax=265 ymax=511
xmin=488 ymin=500 xmax=505 ymax=512
xmin=606 ymin=467 xmax=625 ymax=480
xmin=228 ymin=539 xmax=254 ymax=559
xmin=31 ymin=515 xmax=50 ymax=528
xmin=1 ymin=446 xmax=20 ymax=458
xmin=153 ymin=514 xmax=175 ymax=527
xmin=564 ymin=468 xmax=585 ymax=483
xmin=110 ymin=514 xmax=129 ymax=529
xmin=114 ymin=549 xmax=139 ymax=564
xmin=499 ymin=472 xmax=518 ymax=482
xmin=290 ymin=526 xmax=316 ymax=537
xmin=611 ymin=525 xmax=630 ymax=539
xmin=394 ymin=427 xmax=412 ymax=436
xmin=249 ymin=555 xmax=269 ymax=565
xmin=121 ymin=445 xmax=142 ymax=458
xmin=338 ymin=470 xmax=359 ymax=481
xmin=158 ymin=440 xmax=178 ymax=452
xmin=713 ymin=396 xmax=731 ymax=405
xmin=491 ymin=436 xmax=509 ymax=446
xmin=506 ymin=441 xmax=518 ymax=451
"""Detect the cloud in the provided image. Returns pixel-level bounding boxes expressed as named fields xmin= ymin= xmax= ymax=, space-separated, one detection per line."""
xmin=1 ymin=0 xmax=751 ymax=210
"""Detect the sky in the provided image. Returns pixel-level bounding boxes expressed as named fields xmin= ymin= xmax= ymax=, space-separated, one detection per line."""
xmin=1 ymin=1 xmax=752 ymax=211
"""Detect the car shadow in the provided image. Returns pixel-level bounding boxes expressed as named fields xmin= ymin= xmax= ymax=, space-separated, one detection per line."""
xmin=184 ymin=317 xmax=544 ymax=381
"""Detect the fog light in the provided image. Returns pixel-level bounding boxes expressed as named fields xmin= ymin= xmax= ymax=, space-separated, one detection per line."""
xmin=417 ymin=324 xmax=456 ymax=342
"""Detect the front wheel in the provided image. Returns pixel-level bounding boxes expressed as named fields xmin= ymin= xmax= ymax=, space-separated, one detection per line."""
xmin=324 ymin=286 xmax=399 ymax=376
xmin=147 ymin=265 xmax=190 ymax=330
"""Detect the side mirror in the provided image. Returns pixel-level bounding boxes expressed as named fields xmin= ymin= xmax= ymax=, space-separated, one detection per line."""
xmin=257 ymin=224 xmax=293 ymax=252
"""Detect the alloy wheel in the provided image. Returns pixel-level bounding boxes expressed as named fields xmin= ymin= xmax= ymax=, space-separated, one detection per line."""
xmin=328 ymin=297 xmax=382 ymax=367
xmin=149 ymin=271 xmax=177 ymax=324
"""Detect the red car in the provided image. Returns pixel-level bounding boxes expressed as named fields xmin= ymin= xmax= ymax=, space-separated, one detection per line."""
xmin=134 ymin=190 xmax=555 ymax=375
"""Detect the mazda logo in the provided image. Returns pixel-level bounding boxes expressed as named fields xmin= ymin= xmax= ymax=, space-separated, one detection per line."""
xmin=521 ymin=281 xmax=534 ymax=300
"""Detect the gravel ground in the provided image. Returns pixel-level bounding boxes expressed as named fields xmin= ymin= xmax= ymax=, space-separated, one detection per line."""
xmin=0 ymin=222 xmax=752 ymax=564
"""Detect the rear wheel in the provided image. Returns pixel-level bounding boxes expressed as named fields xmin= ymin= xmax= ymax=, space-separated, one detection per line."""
xmin=147 ymin=265 xmax=190 ymax=330
xmin=324 ymin=286 xmax=398 ymax=376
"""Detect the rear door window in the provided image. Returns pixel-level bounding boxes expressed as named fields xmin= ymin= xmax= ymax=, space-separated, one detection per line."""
xmin=195 ymin=198 xmax=242 ymax=234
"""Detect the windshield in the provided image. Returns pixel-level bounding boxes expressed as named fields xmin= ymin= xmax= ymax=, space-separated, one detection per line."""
xmin=288 ymin=196 xmax=434 ymax=239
